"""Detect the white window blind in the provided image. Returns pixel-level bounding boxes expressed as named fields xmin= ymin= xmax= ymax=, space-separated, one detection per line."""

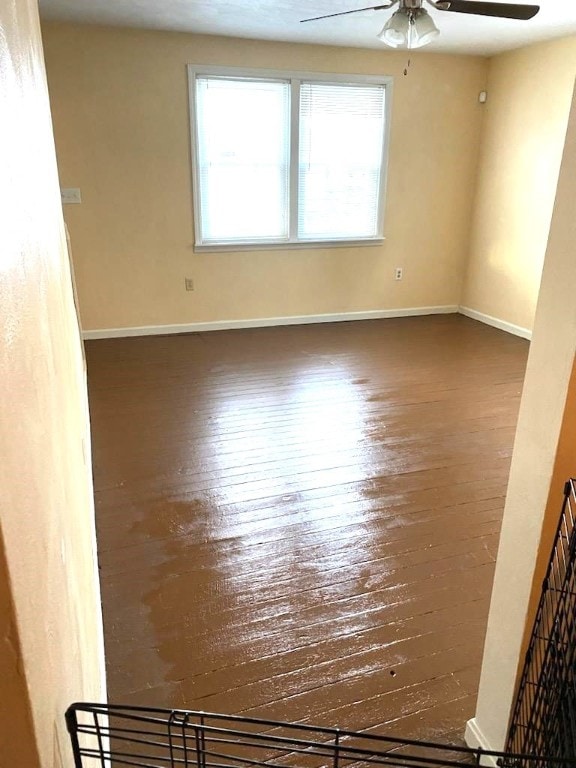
xmin=298 ymin=83 xmax=386 ymax=241
xmin=195 ymin=77 xmax=290 ymax=243
xmin=190 ymin=67 xmax=391 ymax=249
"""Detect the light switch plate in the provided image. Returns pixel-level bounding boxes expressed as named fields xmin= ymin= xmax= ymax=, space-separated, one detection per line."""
xmin=61 ymin=187 xmax=82 ymax=204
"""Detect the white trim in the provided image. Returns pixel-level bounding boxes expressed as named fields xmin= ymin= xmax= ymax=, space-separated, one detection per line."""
xmin=187 ymin=66 xmax=202 ymax=248
xmin=187 ymin=64 xmax=394 ymax=86
xmin=193 ymin=237 xmax=385 ymax=253
xmin=289 ymin=77 xmax=300 ymax=241
xmin=82 ymin=305 xmax=458 ymax=340
xmin=464 ymin=718 xmax=499 ymax=768
xmin=458 ymin=306 xmax=532 ymax=340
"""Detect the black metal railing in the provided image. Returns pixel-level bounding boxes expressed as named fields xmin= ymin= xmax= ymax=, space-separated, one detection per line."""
xmin=506 ymin=479 xmax=576 ymax=761
xmin=66 ymin=703 xmax=576 ymax=768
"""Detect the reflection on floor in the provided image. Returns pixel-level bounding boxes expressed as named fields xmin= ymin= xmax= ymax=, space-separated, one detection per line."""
xmin=88 ymin=314 xmax=528 ymax=744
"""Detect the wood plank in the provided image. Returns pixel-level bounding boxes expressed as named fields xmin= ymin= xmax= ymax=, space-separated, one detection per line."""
xmin=87 ymin=315 xmax=528 ymax=742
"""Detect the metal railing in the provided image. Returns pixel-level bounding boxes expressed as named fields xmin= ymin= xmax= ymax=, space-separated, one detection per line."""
xmin=66 ymin=703 xmax=576 ymax=768
xmin=506 ymin=479 xmax=576 ymax=761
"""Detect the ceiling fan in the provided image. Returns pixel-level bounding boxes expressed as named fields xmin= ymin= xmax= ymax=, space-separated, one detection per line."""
xmin=301 ymin=0 xmax=540 ymax=50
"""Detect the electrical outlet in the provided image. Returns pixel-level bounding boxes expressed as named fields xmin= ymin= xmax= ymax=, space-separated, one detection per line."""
xmin=61 ymin=187 xmax=81 ymax=204
xmin=185 ymin=278 xmax=194 ymax=291
xmin=395 ymin=267 xmax=403 ymax=281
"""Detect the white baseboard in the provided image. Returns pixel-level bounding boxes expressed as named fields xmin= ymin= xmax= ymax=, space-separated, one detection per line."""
xmin=465 ymin=718 xmax=499 ymax=768
xmin=458 ymin=306 xmax=532 ymax=340
xmin=82 ymin=305 xmax=458 ymax=340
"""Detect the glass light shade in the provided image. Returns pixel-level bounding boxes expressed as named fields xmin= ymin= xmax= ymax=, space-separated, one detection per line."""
xmin=377 ymin=8 xmax=439 ymax=50
xmin=410 ymin=9 xmax=440 ymax=48
xmin=377 ymin=10 xmax=411 ymax=48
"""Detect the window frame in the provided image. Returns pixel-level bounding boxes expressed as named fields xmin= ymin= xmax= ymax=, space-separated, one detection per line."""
xmin=187 ymin=65 xmax=393 ymax=252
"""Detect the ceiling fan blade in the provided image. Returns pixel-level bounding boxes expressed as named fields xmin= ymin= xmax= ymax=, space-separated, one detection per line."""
xmin=433 ymin=1 xmax=539 ymax=20
xmin=300 ymin=3 xmax=395 ymax=23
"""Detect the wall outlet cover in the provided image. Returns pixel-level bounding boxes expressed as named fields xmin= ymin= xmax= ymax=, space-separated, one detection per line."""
xmin=61 ymin=188 xmax=82 ymax=204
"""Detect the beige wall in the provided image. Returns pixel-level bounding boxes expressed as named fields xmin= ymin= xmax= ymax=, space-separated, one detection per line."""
xmin=0 ymin=536 xmax=40 ymax=766
xmin=461 ymin=36 xmax=576 ymax=333
xmin=41 ymin=23 xmax=487 ymax=332
xmin=519 ymin=358 xmax=576 ymax=665
xmin=469 ymin=82 xmax=576 ymax=751
xmin=0 ymin=1 xmax=106 ymax=765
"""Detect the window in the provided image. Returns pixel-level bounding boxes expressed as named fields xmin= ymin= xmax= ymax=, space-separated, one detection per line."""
xmin=188 ymin=66 xmax=392 ymax=250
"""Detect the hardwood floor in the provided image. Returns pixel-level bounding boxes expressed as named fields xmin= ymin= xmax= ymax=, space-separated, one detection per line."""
xmin=88 ymin=314 xmax=528 ymax=744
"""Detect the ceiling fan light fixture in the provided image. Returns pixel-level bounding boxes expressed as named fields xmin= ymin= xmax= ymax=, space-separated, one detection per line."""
xmin=377 ymin=7 xmax=439 ymax=50
xmin=377 ymin=9 xmax=411 ymax=47
xmin=410 ymin=8 xmax=440 ymax=48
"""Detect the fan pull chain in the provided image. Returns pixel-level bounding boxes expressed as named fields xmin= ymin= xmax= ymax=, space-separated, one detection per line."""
xmin=404 ymin=57 xmax=411 ymax=76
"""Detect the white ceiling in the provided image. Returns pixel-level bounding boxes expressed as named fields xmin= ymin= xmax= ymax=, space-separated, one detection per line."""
xmin=38 ymin=0 xmax=576 ymax=56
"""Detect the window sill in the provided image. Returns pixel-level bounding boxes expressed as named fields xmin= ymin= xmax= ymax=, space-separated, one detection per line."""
xmin=193 ymin=238 xmax=385 ymax=253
